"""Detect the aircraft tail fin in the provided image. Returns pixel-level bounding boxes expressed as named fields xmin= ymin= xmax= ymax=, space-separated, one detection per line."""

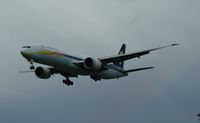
xmin=114 ymin=43 xmax=126 ymax=68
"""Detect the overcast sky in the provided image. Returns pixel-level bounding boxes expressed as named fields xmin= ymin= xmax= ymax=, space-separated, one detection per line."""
xmin=0 ymin=0 xmax=200 ymax=123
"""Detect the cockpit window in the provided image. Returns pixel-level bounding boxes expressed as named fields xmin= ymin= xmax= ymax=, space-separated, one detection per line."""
xmin=22 ymin=46 xmax=31 ymax=48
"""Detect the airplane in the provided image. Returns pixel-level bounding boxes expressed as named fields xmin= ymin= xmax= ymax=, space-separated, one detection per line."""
xmin=20 ymin=43 xmax=179 ymax=86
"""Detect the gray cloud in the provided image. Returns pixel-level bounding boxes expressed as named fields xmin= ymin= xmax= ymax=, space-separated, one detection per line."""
xmin=0 ymin=0 xmax=199 ymax=123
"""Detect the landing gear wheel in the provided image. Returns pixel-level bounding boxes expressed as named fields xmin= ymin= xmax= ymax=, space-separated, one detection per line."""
xmin=30 ymin=66 xmax=35 ymax=70
xmin=70 ymin=81 xmax=74 ymax=86
xmin=63 ymin=79 xmax=74 ymax=86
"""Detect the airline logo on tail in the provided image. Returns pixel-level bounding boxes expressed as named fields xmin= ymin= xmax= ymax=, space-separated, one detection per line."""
xmin=114 ymin=44 xmax=126 ymax=68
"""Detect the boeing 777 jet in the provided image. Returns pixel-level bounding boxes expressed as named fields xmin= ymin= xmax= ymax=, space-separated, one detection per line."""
xmin=20 ymin=43 xmax=178 ymax=86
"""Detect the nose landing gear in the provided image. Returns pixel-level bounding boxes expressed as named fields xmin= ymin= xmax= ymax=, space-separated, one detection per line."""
xmin=29 ymin=60 xmax=35 ymax=70
xmin=30 ymin=66 xmax=35 ymax=70
xmin=63 ymin=78 xmax=74 ymax=86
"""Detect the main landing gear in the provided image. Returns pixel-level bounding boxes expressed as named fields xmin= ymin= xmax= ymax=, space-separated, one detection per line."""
xmin=90 ymin=75 xmax=101 ymax=81
xmin=63 ymin=78 xmax=74 ymax=86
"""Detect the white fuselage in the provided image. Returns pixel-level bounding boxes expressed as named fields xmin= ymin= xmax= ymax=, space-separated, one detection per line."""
xmin=21 ymin=45 xmax=127 ymax=79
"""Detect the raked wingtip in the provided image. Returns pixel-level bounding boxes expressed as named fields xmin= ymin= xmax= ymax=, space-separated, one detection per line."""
xmin=171 ymin=43 xmax=179 ymax=46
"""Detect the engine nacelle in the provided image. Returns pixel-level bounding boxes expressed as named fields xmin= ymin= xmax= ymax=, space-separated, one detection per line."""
xmin=84 ymin=57 xmax=102 ymax=71
xmin=35 ymin=66 xmax=51 ymax=79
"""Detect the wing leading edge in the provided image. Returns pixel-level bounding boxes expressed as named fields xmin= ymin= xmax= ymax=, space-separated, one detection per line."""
xmin=98 ymin=44 xmax=179 ymax=64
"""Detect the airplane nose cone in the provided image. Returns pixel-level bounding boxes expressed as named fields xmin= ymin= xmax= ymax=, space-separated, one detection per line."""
xmin=21 ymin=50 xmax=31 ymax=60
xmin=21 ymin=50 xmax=27 ymax=58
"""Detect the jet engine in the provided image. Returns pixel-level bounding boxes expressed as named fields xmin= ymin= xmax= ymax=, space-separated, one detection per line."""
xmin=35 ymin=66 xmax=51 ymax=79
xmin=84 ymin=57 xmax=102 ymax=71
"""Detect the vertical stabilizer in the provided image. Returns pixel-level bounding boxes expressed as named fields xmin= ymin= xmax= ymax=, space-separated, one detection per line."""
xmin=114 ymin=44 xmax=126 ymax=68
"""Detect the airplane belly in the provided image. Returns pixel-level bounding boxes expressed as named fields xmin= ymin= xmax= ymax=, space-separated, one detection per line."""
xmin=32 ymin=54 xmax=74 ymax=70
xmin=97 ymin=69 xmax=127 ymax=79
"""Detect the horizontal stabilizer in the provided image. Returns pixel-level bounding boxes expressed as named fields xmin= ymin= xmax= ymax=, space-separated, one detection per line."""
xmin=124 ymin=67 xmax=154 ymax=73
xmin=19 ymin=70 xmax=34 ymax=73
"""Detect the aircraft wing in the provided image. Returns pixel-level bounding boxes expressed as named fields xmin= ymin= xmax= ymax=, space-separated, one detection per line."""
xmin=124 ymin=67 xmax=154 ymax=73
xmin=49 ymin=67 xmax=78 ymax=77
xmin=98 ymin=44 xmax=178 ymax=64
xmin=19 ymin=67 xmax=60 ymax=74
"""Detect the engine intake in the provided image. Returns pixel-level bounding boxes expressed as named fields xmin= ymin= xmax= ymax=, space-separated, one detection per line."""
xmin=35 ymin=67 xmax=51 ymax=79
xmin=84 ymin=57 xmax=102 ymax=71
